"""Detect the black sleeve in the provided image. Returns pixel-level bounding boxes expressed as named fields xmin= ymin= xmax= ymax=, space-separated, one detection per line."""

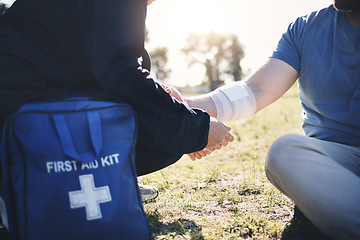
xmin=76 ymin=0 xmax=210 ymax=155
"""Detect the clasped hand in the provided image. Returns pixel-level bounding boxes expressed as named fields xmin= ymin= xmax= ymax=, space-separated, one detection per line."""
xmin=161 ymin=83 xmax=234 ymax=160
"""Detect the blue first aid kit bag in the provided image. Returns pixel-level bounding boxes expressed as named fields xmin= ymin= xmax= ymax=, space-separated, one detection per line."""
xmin=0 ymin=99 xmax=150 ymax=240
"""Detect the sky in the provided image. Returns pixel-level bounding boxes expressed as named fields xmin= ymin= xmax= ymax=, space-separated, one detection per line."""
xmin=146 ymin=0 xmax=333 ymax=86
xmin=1 ymin=0 xmax=333 ymax=87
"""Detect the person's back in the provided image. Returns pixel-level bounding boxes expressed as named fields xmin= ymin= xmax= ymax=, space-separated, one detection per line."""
xmin=0 ymin=1 xmax=236 ymax=237
xmin=0 ymin=0 xmax=100 ymax=130
xmin=0 ymin=0 xmax=224 ymax=176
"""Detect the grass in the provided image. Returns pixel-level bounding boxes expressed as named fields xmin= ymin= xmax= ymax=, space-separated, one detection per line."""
xmin=139 ymin=85 xmax=331 ymax=240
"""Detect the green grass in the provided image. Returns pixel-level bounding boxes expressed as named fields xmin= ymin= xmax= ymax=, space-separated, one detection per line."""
xmin=139 ymin=85 xmax=330 ymax=240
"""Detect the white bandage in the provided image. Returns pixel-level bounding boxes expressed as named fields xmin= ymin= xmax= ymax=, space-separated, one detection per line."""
xmin=209 ymin=82 xmax=256 ymax=122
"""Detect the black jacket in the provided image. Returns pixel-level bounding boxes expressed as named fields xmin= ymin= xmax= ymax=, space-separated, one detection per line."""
xmin=0 ymin=0 xmax=209 ymax=175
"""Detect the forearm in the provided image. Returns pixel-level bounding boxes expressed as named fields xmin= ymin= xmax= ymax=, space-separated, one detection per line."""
xmin=245 ymin=58 xmax=298 ymax=112
xmin=185 ymin=58 xmax=298 ymax=123
xmin=184 ymin=81 xmax=257 ymax=123
xmin=113 ymin=71 xmax=211 ymax=154
xmin=185 ymin=95 xmax=217 ymax=118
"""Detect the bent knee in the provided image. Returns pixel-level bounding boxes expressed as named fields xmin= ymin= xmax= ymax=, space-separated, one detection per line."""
xmin=265 ymin=134 xmax=308 ymax=189
xmin=266 ymin=134 xmax=303 ymax=162
xmin=265 ymin=134 xmax=306 ymax=173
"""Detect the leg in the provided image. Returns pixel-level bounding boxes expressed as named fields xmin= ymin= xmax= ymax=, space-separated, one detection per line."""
xmin=265 ymin=134 xmax=360 ymax=240
xmin=135 ymin=144 xmax=182 ymax=176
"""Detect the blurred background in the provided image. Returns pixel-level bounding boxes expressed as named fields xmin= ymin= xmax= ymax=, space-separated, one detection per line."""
xmin=1 ymin=0 xmax=333 ymax=91
xmin=145 ymin=0 xmax=332 ymax=92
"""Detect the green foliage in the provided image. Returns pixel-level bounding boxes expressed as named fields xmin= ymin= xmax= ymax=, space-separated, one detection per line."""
xmin=182 ymin=31 xmax=244 ymax=90
xmin=145 ymin=29 xmax=171 ymax=82
xmin=149 ymin=47 xmax=171 ymax=82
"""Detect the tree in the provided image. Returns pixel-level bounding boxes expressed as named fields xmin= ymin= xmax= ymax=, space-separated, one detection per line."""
xmin=0 ymin=3 xmax=8 ymax=15
xmin=182 ymin=31 xmax=244 ymax=90
xmin=226 ymin=34 xmax=244 ymax=82
xmin=145 ymin=29 xmax=171 ymax=82
xmin=149 ymin=47 xmax=171 ymax=82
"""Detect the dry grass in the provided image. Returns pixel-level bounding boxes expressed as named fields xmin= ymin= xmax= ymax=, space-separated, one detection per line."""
xmin=140 ymin=85 xmax=330 ymax=240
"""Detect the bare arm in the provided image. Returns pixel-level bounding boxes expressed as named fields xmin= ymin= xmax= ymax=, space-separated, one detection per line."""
xmin=162 ymin=58 xmax=297 ymax=160
xmin=185 ymin=58 xmax=299 ymax=116
xmin=160 ymin=83 xmax=234 ymax=160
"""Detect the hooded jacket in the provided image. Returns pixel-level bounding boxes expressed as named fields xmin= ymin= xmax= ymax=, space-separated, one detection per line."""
xmin=0 ymin=0 xmax=210 ymax=175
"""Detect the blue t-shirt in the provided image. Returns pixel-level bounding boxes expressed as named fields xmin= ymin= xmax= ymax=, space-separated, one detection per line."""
xmin=272 ymin=5 xmax=360 ymax=146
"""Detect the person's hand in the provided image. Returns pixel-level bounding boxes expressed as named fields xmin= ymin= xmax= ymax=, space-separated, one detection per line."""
xmin=187 ymin=148 xmax=213 ymax=161
xmin=147 ymin=0 xmax=156 ymax=6
xmin=161 ymin=83 xmax=186 ymax=104
xmin=207 ymin=117 xmax=234 ymax=150
xmin=188 ymin=117 xmax=234 ymax=160
xmin=160 ymin=84 xmax=233 ymax=159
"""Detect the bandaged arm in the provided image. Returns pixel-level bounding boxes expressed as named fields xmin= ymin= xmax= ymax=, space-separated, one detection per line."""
xmin=208 ymin=81 xmax=256 ymax=123
xmin=185 ymin=59 xmax=299 ymax=123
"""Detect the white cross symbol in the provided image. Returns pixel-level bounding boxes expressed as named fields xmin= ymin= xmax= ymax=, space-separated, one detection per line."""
xmin=69 ymin=174 xmax=112 ymax=221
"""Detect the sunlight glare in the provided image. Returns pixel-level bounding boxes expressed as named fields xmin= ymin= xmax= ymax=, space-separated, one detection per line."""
xmin=171 ymin=0 xmax=227 ymax=42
